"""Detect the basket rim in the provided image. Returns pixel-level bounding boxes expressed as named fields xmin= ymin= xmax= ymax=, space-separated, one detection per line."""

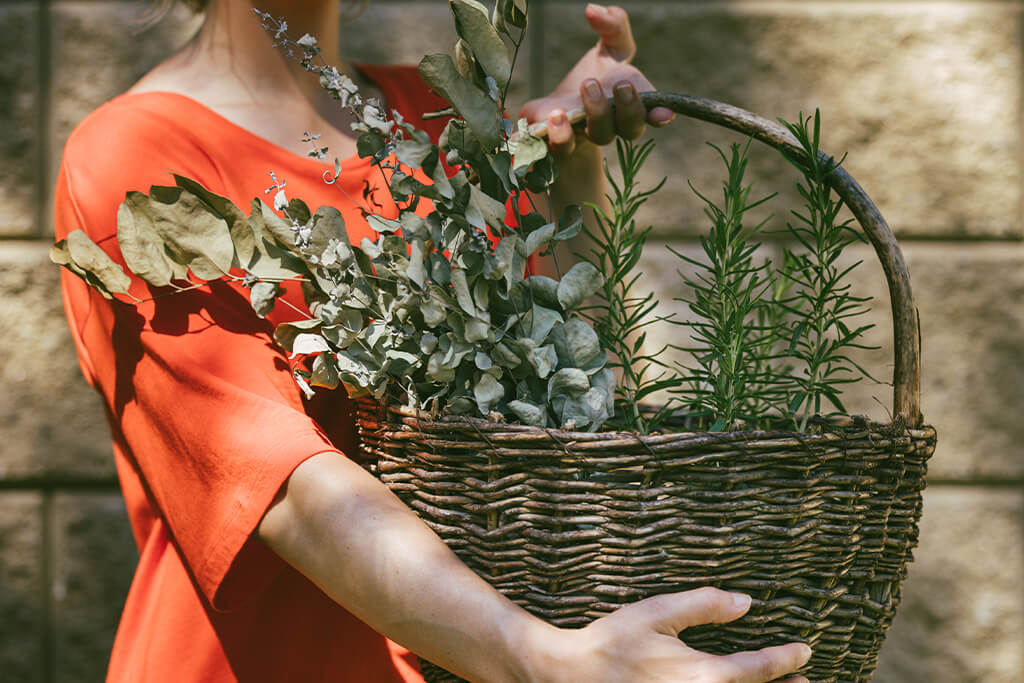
xmin=355 ymin=398 xmax=937 ymax=446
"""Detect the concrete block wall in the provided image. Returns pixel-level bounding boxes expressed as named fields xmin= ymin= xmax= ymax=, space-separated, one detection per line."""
xmin=0 ymin=1 xmax=1019 ymax=680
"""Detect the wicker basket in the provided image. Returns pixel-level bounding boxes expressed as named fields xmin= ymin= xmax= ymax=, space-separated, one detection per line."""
xmin=354 ymin=94 xmax=937 ymax=683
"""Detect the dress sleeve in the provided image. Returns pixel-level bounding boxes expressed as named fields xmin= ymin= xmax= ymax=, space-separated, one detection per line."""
xmin=55 ymin=105 xmax=344 ymax=612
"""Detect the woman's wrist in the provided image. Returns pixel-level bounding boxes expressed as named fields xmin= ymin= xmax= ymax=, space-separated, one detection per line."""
xmin=503 ymin=616 xmax=571 ymax=683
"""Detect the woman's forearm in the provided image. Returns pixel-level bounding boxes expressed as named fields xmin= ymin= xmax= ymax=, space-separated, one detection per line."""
xmin=256 ymin=450 xmax=556 ymax=683
xmin=257 ymin=451 xmax=813 ymax=683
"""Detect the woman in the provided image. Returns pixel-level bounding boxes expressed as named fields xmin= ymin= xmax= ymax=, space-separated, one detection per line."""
xmin=55 ymin=1 xmax=812 ymax=680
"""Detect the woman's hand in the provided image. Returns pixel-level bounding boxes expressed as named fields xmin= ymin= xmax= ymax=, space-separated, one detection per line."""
xmin=529 ymin=588 xmax=813 ymax=683
xmin=518 ymin=3 xmax=674 ymax=158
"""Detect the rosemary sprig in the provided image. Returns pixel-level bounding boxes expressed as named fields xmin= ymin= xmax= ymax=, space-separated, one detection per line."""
xmin=580 ymin=139 xmax=674 ymax=435
xmin=670 ymin=141 xmax=781 ymax=431
xmin=778 ymin=110 xmax=878 ymax=431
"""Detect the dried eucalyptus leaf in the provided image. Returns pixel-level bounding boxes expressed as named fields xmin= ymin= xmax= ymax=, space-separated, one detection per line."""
xmin=173 ymin=175 xmax=256 ymax=267
xmin=465 ymin=317 xmax=489 ymax=343
xmin=508 ymin=399 xmax=546 ymax=427
xmin=591 ymin=367 xmax=616 ymax=415
xmin=427 ymin=156 xmax=456 ymax=200
xmin=117 ymin=195 xmax=175 ymax=287
xmin=427 ymin=351 xmax=456 ymax=383
xmin=473 ymin=371 xmax=505 ymax=414
xmin=492 ymin=341 xmax=521 ymax=368
xmin=493 ymin=0 xmax=528 ymax=32
xmin=509 ymin=119 xmax=548 ymax=174
xmin=420 ymin=333 xmax=438 ymax=354
xmin=291 ymin=333 xmax=331 ymax=356
xmin=407 ymin=241 xmax=427 ymax=289
xmin=551 ymin=318 xmax=604 ymax=369
xmin=554 ymin=204 xmax=584 ymax=241
xmin=526 ymin=343 xmax=558 ymax=379
xmin=273 ymin=318 xmax=322 ymax=353
xmin=524 ymin=222 xmax=555 ymax=257
xmin=474 ymin=351 xmax=492 ymax=370
xmin=422 ymin=295 xmax=448 ymax=326
xmin=308 ymin=206 xmax=347 ymax=261
xmin=64 ymin=229 xmax=132 ymax=296
xmin=285 ymin=198 xmax=312 ymax=226
xmin=548 ymin=367 xmax=590 ymax=398
xmin=311 ymin=352 xmax=340 ymax=389
xmin=395 ymin=139 xmax=435 ymax=169
xmin=251 ymin=200 xmax=301 ymax=253
xmin=357 ymin=131 xmax=387 ymax=159
xmin=385 ymin=349 xmax=421 ymax=374
xmin=367 ymin=215 xmax=402 ymax=234
xmin=249 ymin=281 xmax=281 ymax=318
xmin=455 ymin=38 xmax=476 ymax=78
xmin=418 ymin=53 xmax=501 ymax=150
xmin=524 ymin=275 xmax=560 ymax=310
xmin=448 ymin=396 xmax=476 ymax=415
xmin=470 ymin=185 xmax=506 ymax=233
xmin=400 ymin=211 xmax=429 ymax=242
xmin=557 ymin=262 xmax=604 ymax=311
xmin=450 ymin=0 xmax=512 ymax=88
xmin=450 ymin=268 xmax=476 ymax=315
xmin=522 ymin=304 xmax=562 ymax=344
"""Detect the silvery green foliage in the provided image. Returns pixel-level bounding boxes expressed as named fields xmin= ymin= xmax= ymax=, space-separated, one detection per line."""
xmin=54 ymin=1 xmax=616 ymax=431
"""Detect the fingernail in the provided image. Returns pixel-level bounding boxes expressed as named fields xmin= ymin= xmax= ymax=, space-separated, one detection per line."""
xmin=614 ymin=82 xmax=635 ymax=101
xmin=651 ymin=112 xmax=675 ymax=127
xmin=731 ymin=593 xmax=752 ymax=611
xmin=799 ymin=644 xmax=813 ymax=663
xmin=551 ymin=110 xmax=567 ymax=125
xmin=584 ymin=80 xmax=602 ymax=102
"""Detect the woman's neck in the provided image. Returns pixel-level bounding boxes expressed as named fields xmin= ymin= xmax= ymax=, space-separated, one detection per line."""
xmin=188 ymin=1 xmax=345 ymax=116
xmin=129 ymin=1 xmax=371 ymax=158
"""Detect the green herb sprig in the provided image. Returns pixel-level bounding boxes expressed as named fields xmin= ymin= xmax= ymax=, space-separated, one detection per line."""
xmin=778 ymin=111 xmax=878 ymax=431
xmin=579 ymin=138 xmax=675 ymax=435
xmin=670 ymin=141 xmax=781 ymax=431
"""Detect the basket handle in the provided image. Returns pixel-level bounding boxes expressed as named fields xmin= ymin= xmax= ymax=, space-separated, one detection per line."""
xmin=529 ymin=92 xmax=922 ymax=427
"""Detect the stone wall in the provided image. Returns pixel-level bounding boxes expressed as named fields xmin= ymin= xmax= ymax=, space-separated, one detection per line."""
xmin=0 ymin=0 xmax=1020 ymax=680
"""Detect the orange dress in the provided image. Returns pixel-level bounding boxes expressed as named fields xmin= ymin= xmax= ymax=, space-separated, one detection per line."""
xmin=54 ymin=64 xmax=452 ymax=682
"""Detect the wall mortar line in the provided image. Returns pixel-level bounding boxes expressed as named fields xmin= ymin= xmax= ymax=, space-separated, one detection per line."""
xmin=41 ymin=490 xmax=56 ymax=683
xmin=35 ymin=0 xmax=52 ymax=240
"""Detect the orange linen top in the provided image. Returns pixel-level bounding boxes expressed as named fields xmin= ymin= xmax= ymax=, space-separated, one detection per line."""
xmin=54 ymin=65 xmax=453 ymax=683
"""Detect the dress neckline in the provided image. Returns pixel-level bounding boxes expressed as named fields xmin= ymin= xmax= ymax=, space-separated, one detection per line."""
xmin=113 ymin=90 xmax=365 ymax=170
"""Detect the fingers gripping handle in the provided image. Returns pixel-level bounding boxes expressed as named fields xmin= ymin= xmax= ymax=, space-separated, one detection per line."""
xmin=528 ymin=92 xmax=922 ymax=427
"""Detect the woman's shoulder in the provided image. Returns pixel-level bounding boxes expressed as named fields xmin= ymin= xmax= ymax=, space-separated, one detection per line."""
xmin=62 ymin=91 xmax=215 ymax=173
xmin=56 ymin=92 xmax=223 ymax=239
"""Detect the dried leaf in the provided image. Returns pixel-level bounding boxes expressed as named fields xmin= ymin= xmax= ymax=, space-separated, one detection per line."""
xmin=551 ymin=318 xmax=604 ymax=369
xmin=450 ymin=0 xmax=512 ymax=88
xmin=548 ymin=368 xmax=589 ymax=398
xmin=557 ymin=262 xmax=604 ymax=311
xmin=64 ymin=230 xmax=132 ymax=297
xmin=508 ymin=399 xmax=546 ymax=427
xmin=291 ymin=333 xmax=331 ymax=357
xmin=173 ymin=175 xmax=255 ymax=267
xmin=509 ymin=119 xmax=548 ymax=174
xmin=249 ymin=281 xmax=281 ymax=318
xmin=473 ymin=371 xmax=505 ymax=414
xmin=450 ymin=268 xmax=476 ymax=315
xmin=117 ymin=195 xmax=176 ymax=287
xmin=418 ymin=53 xmax=501 ymax=150
xmin=311 ymin=352 xmax=340 ymax=389
xmin=395 ymin=139 xmax=435 ymax=169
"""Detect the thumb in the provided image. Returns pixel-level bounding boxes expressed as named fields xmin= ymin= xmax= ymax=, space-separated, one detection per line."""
xmin=627 ymin=588 xmax=753 ymax=636
xmin=585 ymin=4 xmax=636 ymax=62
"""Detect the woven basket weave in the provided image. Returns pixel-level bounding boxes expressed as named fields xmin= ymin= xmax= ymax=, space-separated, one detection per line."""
xmin=354 ymin=93 xmax=937 ymax=683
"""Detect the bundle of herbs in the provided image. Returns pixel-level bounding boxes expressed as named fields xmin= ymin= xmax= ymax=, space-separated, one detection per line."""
xmin=52 ymin=1 xmax=877 ymax=436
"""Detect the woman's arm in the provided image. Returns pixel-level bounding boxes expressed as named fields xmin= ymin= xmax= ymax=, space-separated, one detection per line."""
xmin=258 ymin=451 xmax=812 ymax=683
